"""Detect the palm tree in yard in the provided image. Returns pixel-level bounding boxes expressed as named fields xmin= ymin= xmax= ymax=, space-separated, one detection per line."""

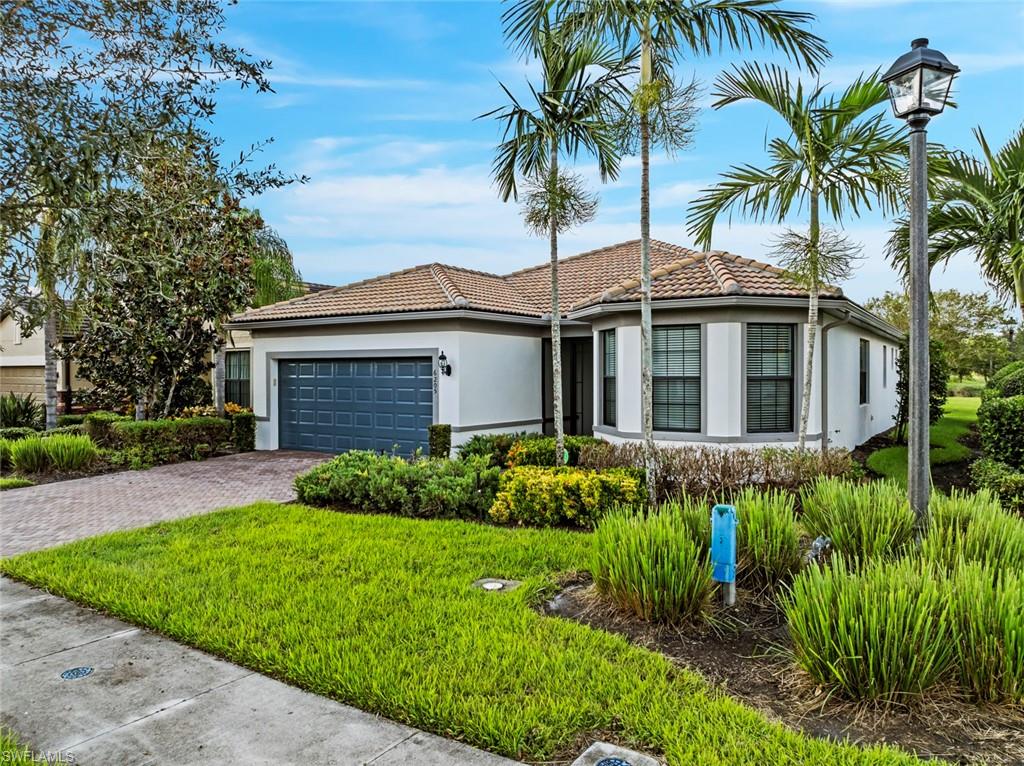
xmin=484 ymin=19 xmax=631 ymax=464
xmin=504 ymin=0 xmax=829 ymax=502
xmin=887 ymin=125 xmax=1024 ymax=321
xmin=687 ymin=64 xmax=906 ymax=450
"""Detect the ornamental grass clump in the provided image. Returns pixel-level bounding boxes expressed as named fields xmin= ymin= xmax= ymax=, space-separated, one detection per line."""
xmin=10 ymin=437 xmax=48 ymax=474
xmin=732 ymin=486 xmax=801 ymax=589
xmin=0 ymin=438 xmax=11 ymax=471
xmin=592 ymin=503 xmax=714 ymax=625
xmin=921 ymin=489 xmax=1024 ymax=572
xmin=800 ymin=477 xmax=914 ymax=561
xmin=949 ymin=563 xmax=1024 ymax=704
xmin=783 ymin=557 xmax=953 ymax=702
xmin=42 ymin=434 xmax=98 ymax=472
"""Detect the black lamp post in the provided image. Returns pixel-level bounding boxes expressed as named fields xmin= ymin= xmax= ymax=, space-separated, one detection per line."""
xmin=881 ymin=39 xmax=959 ymax=536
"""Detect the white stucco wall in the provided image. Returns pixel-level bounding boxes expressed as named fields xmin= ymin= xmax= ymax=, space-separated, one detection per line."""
xmin=825 ymin=324 xmax=900 ymax=450
xmin=246 ymin=321 xmax=542 ymax=451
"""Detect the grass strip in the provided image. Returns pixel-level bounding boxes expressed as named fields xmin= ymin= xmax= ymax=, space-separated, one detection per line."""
xmin=2 ymin=504 xmax=924 ymax=765
xmin=866 ymin=397 xmax=979 ymax=484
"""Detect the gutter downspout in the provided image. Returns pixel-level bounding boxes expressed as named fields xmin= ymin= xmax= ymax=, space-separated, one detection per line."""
xmin=820 ymin=310 xmax=852 ymax=453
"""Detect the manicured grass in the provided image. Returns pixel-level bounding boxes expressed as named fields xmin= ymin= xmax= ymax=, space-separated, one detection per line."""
xmin=1 ymin=504 xmax=921 ymax=765
xmin=866 ymin=397 xmax=980 ymax=485
xmin=947 ymin=375 xmax=986 ymax=397
xmin=0 ymin=477 xmax=33 ymax=491
xmin=0 ymin=729 xmax=37 ymax=764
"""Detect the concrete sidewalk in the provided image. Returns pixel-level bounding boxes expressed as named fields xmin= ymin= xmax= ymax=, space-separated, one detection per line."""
xmin=0 ymin=577 xmax=521 ymax=766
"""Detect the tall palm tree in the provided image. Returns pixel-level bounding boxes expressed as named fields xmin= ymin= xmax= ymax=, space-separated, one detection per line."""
xmin=485 ymin=19 xmax=630 ymax=463
xmin=504 ymin=0 xmax=829 ymax=501
xmin=887 ymin=125 xmax=1024 ymax=320
xmin=687 ymin=64 xmax=906 ymax=450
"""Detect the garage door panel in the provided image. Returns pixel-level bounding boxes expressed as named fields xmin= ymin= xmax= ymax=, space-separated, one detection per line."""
xmin=280 ymin=355 xmax=433 ymax=456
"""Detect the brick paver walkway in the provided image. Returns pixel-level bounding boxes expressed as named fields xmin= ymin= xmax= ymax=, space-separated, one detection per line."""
xmin=0 ymin=451 xmax=330 ymax=556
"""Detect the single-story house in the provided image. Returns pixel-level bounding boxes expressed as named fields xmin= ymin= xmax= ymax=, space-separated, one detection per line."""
xmin=226 ymin=239 xmax=902 ymax=455
xmin=0 ymin=309 xmax=90 ymax=410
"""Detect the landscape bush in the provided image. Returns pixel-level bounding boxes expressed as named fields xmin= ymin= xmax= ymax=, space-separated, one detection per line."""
xmin=428 ymin=423 xmax=451 ymax=458
xmin=505 ymin=435 xmax=603 ymax=468
xmin=106 ymin=416 xmax=232 ymax=467
xmin=56 ymin=413 xmax=88 ymax=427
xmin=42 ymin=424 xmax=85 ymax=437
xmin=83 ymin=411 xmax=133 ymax=446
xmin=800 ymin=478 xmax=915 ymax=561
xmin=990 ymin=360 xmax=1024 ymax=389
xmin=229 ymin=411 xmax=256 ymax=452
xmin=993 ymin=366 xmax=1024 ymax=397
xmin=971 ymin=458 xmax=1024 ymax=514
xmin=921 ymin=489 xmax=1024 ymax=572
xmin=578 ymin=442 xmax=857 ymax=503
xmin=784 ymin=557 xmax=954 ymax=701
xmin=731 ymin=486 xmax=801 ymax=589
xmin=0 ymin=426 xmax=37 ymax=442
xmin=41 ymin=434 xmax=98 ymax=472
xmin=294 ymin=451 xmax=500 ymax=520
xmin=456 ymin=432 xmax=542 ymax=468
xmin=592 ymin=503 xmax=714 ymax=624
xmin=488 ymin=466 xmax=642 ymax=528
xmin=0 ymin=439 xmax=10 ymax=471
xmin=0 ymin=392 xmax=42 ymax=429
xmin=976 ymin=395 xmax=1024 ymax=469
xmin=10 ymin=438 xmax=49 ymax=474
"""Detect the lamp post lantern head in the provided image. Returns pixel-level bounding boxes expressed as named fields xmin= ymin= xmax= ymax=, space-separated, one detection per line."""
xmin=882 ymin=38 xmax=959 ymax=120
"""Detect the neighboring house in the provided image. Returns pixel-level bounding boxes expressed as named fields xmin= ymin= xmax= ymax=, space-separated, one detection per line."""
xmin=226 ymin=240 xmax=902 ymax=455
xmin=0 ymin=310 xmax=90 ymax=410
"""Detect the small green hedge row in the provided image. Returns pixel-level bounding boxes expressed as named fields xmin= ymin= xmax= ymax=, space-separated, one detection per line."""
xmin=294 ymin=451 xmax=500 ymax=520
xmin=488 ymin=465 xmax=642 ymax=528
xmin=229 ymin=411 xmax=256 ymax=452
xmin=107 ymin=417 xmax=233 ymax=467
xmin=977 ymin=395 xmax=1024 ymax=470
xmin=0 ymin=426 xmax=37 ymax=441
xmin=505 ymin=435 xmax=603 ymax=468
xmin=991 ymin=360 xmax=1024 ymax=396
xmin=971 ymin=458 xmax=1024 ymax=514
xmin=457 ymin=432 xmax=542 ymax=467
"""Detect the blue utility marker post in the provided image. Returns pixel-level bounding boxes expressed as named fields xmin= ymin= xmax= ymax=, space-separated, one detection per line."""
xmin=710 ymin=504 xmax=738 ymax=607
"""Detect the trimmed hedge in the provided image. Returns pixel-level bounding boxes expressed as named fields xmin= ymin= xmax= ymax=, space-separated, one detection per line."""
xmin=42 ymin=424 xmax=85 ymax=437
xmin=977 ymin=394 xmax=1024 ymax=469
xmin=428 ymin=423 xmax=451 ymax=458
xmin=457 ymin=432 xmax=542 ymax=468
xmin=505 ymin=435 xmax=603 ymax=468
xmin=971 ymin=458 xmax=1024 ymax=514
xmin=56 ymin=413 xmax=88 ymax=427
xmin=0 ymin=426 xmax=37 ymax=442
xmin=229 ymin=411 xmax=256 ymax=452
xmin=294 ymin=451 xmax=500 ymax=520
xmin=108 ymin=417 xmax=232 ymax=467
xmin=83 ymin=411 xmax=133 ymax=446
xmin=488 ymin=466 xmax=643 ymax=528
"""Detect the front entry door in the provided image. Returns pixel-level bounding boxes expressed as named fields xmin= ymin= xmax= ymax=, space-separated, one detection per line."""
xmin=541 ymin=337 xmax=593 ymax=436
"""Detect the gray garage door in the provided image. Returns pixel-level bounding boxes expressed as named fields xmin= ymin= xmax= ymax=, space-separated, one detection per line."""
xmin=279 ymin=358 xmax=434 ymax=455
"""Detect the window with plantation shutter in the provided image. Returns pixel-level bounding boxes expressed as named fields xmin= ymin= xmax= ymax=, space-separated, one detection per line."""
xmin=653 ymin=325 xmax=700 ymax=432
xmin=746 ymin=324 xmax=794 ymax=433
xmin=225 ymin=350 xmax=251 ymax=408
xmin=602 ymin=329 xmax=616 ymax=427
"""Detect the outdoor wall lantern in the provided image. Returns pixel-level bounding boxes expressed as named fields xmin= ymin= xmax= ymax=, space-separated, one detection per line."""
xmin=881 ymin=38 xmax=958 ymax=535
xmin=438 ymin=351 xmax=452 ymax=377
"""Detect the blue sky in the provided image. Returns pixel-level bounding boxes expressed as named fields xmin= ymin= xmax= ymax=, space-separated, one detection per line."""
xmin=213 ymin=0 xmax=1024 ymax=304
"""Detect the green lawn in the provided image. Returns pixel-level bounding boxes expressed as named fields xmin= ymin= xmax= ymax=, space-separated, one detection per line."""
xmin=1 ymin=729 xmax=37 ymax=765
xmin=1 ymin=504 xmax=920 ymax=765
xmin=866 ymin=397 xmax=980 ymax=485
xmin=0 ymin=477 xmax=34 ymax=491
xmin=946 ymin=374 xmax=987 ymax=397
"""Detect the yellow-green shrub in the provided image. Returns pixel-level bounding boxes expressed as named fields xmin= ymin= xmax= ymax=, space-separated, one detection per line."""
xmin=488 ymin=466 xmax=643 ymax=528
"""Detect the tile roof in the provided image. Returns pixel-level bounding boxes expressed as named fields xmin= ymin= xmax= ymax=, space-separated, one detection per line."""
xmin=232 ymin=239 xmax=841 ymax=323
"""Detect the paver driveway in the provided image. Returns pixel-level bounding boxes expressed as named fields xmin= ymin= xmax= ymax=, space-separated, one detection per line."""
xmin=0 ymin=451 xmax=330 ymax=556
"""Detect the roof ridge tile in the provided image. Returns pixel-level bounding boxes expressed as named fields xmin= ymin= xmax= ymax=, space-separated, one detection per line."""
xmin=705 ymin=251 xmax=743 ymax=295
xmin=430 ymin=263 xmax=469 ymax=308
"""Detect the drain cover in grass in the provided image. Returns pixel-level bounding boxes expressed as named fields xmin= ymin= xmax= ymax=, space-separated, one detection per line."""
xmin=472 ymin=578 xmax=521 ymax=592
xmin=572 ymin=742 xmax=661 ymax=766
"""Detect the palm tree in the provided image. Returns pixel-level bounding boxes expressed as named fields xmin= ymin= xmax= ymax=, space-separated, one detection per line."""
xmin=214 ymin=216 xmax=303 ymax=415
xmin=484 ymin=19 xmax=630 ymax=464
xmin=887 ymin=125 xmax=1024 ymax=320
xmin=504 ymin=0 xmax=829 ymax=501
xmin=687 ymin=64 xmax=906 ymax=450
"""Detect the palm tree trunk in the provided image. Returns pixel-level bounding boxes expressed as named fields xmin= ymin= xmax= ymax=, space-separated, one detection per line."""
xmin=799 ymin=195 xmax=820 ymax=451
xmin=549 ymin=143 xmax=565 ymax=465
xmin=213 ymin=341 xmax=226 ymax=417
xmin=639 ymin=30 xmax=656 ymax=505
xmin=42 ymin=308 xmax=58 ymax=430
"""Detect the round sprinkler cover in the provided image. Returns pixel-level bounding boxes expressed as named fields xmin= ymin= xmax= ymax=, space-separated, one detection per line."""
xmin=482 ymin=581 xmax=504 ymax=591
xmin=60 ymin=666 xmax=94 ymax=680
xmin=595 ymin=759 xmax=633 ymax=766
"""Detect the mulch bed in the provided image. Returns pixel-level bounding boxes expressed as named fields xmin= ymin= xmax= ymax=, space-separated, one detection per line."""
xmin=542 ymin=576 xmax=1024 ymax=765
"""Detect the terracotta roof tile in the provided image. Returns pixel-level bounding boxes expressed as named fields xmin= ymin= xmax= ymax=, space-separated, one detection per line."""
xmin=232 ymin=239 xmax=841 ymax=323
